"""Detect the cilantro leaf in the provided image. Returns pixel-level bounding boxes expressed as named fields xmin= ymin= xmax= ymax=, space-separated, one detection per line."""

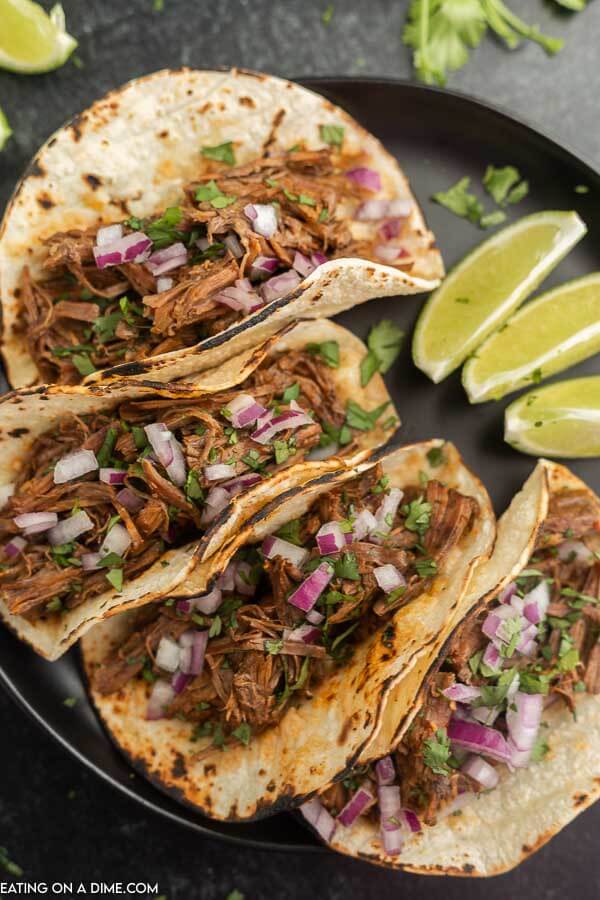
xmin=360 ymin=320 xmax=405 ymax=386
xmin=480 ymin=210 xmax=507 ymax=228
xmin=345 ymin=400 xmax=390 ymax=431
xmin=202 ymin=141 xmax=236 ymax=166
xmin=402 ymin=497 xmax=432 ymax=536
xmin=482 ymin=165 xmax=521 ymax=205
xmin=232 ymin=723 xmax=252 ymax=746
xmin=275 ymin=519 xmax=303 ymax=546
xmin=432 ymin=176 xmax=483 ymax=224
xmin=195 ymin=180 xmax=237 ymax=209
xmin=334 ymin=552 xmax=360 ymax=581
xmin=423 ymin=727 xmax=452 ymax=775
xmin=306 ymin=340 xmax=340 ymax=368
xmin=72 ymin=353 xmax=96 ymax=376
xmin=106 ymin=568 xmax=123 ymax=592
xmin=415 ymin=557 xmax=437 ymax=577
xmin=426 ymin=444 xmax=445 ymax=467
xmin=146 ymin=206 xmax=184 ymax=249
xmin=320 ymin=123 xmax=344 ymax=146
xmin=403 ymin=0 xmax=487 ymax=86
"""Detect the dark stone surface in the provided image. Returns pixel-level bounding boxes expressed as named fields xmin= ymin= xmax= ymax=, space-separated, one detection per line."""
xmin=1 ymin=1 xmax=600 ymax=897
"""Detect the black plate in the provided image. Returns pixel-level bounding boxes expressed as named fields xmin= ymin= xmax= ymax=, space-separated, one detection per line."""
xmin=1 ymin=77 xmax=599 ymax=855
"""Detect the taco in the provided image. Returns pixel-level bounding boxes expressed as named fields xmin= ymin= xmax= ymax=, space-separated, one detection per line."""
xmin=81 ymin=439 xmax=495 ymax=821
xmin=0 ymin=67 xmax=443 ymax=389
xmin=308 ymin=460 xmax=600 ymax=876
xmin=0 ymin=318 xmax=394 ymax=660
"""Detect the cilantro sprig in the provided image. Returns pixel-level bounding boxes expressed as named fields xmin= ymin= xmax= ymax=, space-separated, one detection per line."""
xmin=360 ymin=320 xmax=405 ymax=386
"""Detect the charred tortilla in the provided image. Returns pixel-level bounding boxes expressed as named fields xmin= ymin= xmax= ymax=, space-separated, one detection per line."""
xmin=81 ymin=440 xmax=494 ymax=821
xmin=0 ymin=319 xmax=394 ymax=660
xmin=0 ymin=67 xmax=443 ymax=389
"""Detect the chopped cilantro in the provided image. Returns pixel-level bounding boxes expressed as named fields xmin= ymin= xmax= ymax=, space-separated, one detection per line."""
xmin=321 ymin=3 xmax=334 ymax=27
xmin=373 ymin=474 xmax=390 ymax=494
xmin=72 ymin=353 xmax=96 ymax=376
xmin=423 ymin=728 xmax=451 ymax=775
xmin=282 ymin=382 xmax=300 ymax=402
xmin=232 ymin=723 xmax=252 ymax=746
xmin=345 ymin=400 xmax=390 ymax=431
xmin=195 ymin=180 xmax=237 ymax=209
xmin=241 ymin=449 xmax=266 ymax=472
xmin=273 ymin=439 xmax=292 ymax=464
xmin=480 ymin=210 xmax=507 ymax=228
xmin=415 ymin=557 xmax=437 ymax=577
xmin=265 ymin=638 xmax=284 ymax=655
xmin=334 ymin=552 xmax=360 ymax=581
xmin=530 ymin=367 xmax=543 ymax=384
xmin=132 ymin=425 xmax=147 ymax=450
xmin=298 ymin=193 xmax=316 ymax=207
xmin=202 ymin=141 xmax=236 ymax=166
xmin=402 ymin=497 xmax=432 ymax=536
xmin=185 ymin=469 xmax=205 ymax=502
xmin=432 ymin=177 xmax=483 ymax=224
xmin=482 ymin=165 xmax=521 ymax=205
xmin=531 ymin=734 xmax=550 ymax=762
xmin=0 ymin=846 xmax=23 ymax=878
xmin=97 ymin=427 xmax=118 ymax=467
xmin=306 ymin=340 xmax=340 ymax=368
xmin=209 ymin=615 xmax=222 ymax=638
xmin=507 ymin=179 xmax=529 ymax=204
xmin=46 ymin=597 xmax=63 ymax=613
xmin=93 ymin=312 xmax=122 ymax=343
xmin=426 ymin=444 xmax=445 ymax=467
xmin=360 ymin=320 xmax=405 ymax=386
xmin=575 ymin=184 xmax=590 ymax=194
xmin=275 ymin=519 xmax=302 ymax=546
xmin=106 ymin=568 xmax=124 ymax=592
xmin=146 ymin=206 xmax=184 ymax=248
xmin=63 ymin=697 xmax=78 ymax=708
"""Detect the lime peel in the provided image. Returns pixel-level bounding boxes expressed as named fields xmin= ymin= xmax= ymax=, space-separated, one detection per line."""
xmin=0 ymin=0 xmax=77 ymax=74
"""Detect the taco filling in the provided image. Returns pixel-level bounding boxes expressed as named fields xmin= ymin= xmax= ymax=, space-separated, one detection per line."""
xmin=21 ymin=146 xmax=421 ymax=384
xmin=90 ymin=464 xmax=479 ymax=751
xmin=312 ymin=484 xmax=600 ymax=852
xmin=0 ymin=347 xmax=384 ymax=621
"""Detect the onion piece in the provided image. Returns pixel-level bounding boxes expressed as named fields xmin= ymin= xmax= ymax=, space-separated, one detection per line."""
xmin=244 ymin=203 xmax=278 ymax=238
xmin=54 ymin=449 xmax=98 ymax=484
xmin=522 ymin=580 xmax=550 ymax=625
xmin=374 ymin=564 xmax=406 ymax=595
xmin=4 ymin=536 xmax=26 ymax=558
xmin=482 ymin=642 xmax=502 ymax=672
xmin=448 ymin=717 xmax=512 ymax=763
xmin=145 ymin=242 xmax=188 ymax=276
xmin=204 ymin=464 xmax=234 ymax=482
xmin=171 ymin=671 xmax=192 ymax=694
xmin=442 ymin=683 xmax=481 ymax=703
xmin=260 ymin=269 xmax=301 ymax=304
xmin=378 ymin=218 xmax=403 ymax=241
xmin=292 ymin=251 xmax=316 ymax=277
xmin=100 ymin=522 xmax=132 ymax=557
xmin=146 ymin=680 xmax=175 ymax=720
xmin=499 ymin=581 xmax=517 ymax=604
xmin=375 ymin=756 xmax=396 ymax=785
xmin=99 ymin=468 xmax=127 ymax=485
xmin=471 ymin=705 xmax=500 ymax=726
xmin=156 ymin=276 xmax=173 ymax=292
xmin=286 ymin=623 xmax=321 ymax=644
xmin=370 ymin=488 xmax=404 ymax=543
xmin=155 ymin=636 xmax=181 ymax=673
xmin=224 ymin=232 xmax=244 ymax=258
xmin=14 ymin=511 xmax=58 ymax=534
xmin=402 ymin=809 xmax=421 ymax=833
xmin=306 ymin=608 xmax=324 ymax=625
xmin=557 ymin=539 xmax=594 ymax=563
xmin=226 ymin=393 xmax=268 ymax=429
xmin=287 ymin=562 xmax=334 ymax=612
xmin=218 ymin=564 xmax=235 ymax=593
xmin=388 ymin=198 xmax=413 ymax=217
xmin=144 ymin=423 xmax=186 ymax=486
xmin=94 ymin=231 xmax=152 ymax=269
xmin=251 ymin=408 xmax=313 ymax=445
xmin=346 ymin=167 xmax=382 ymax=192
xmin=506 ymin=691 xmax=543 ymax=752
xmin=311 ymin=252 xmax=328 ymax=268
xmin=116 ymin=488 xmax=145 ymax=514
xmin=262 ymin=535 xmax=309 ymax=568
xmin=337 ymin=783 xmax=375 ymax=827
xmin=250 ymin=255 xmax=279 ymax=280
xmin=220 ymin=472 xmax=263 ymax=496
xmin=316 ymin=522 xmax=346 ymax=555
xmin=200 ymin=486 xmax=230 ymax=525
xmin=300 ymin=799 xmax=336 ymax=842
xmin=234 ymin=561 xmax=256 ymax=597
xmin=190 ymin=587 xmax=222 ymax=615
xmin=215 ymin=280 xmax=262 ymax=313
xmin=180 ymin=630 xmax=208 ymax=676
xmin=81 ymin=551 xmax=102 ymax=571
xmin=48 ymin=510 xmax=94 ymax=546
xmin=351 ymin=508 xmax=378 ymax=541
xmin=355 ymin=198 xmax=390 ymax=220
xmin=96 ymin=224 xmax=123 ymax=246
xmin=374 ymin=244 xmax=407 ymax=264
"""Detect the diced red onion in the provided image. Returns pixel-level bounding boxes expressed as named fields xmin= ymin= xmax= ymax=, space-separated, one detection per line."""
xmin=337 ymin=783 xmax=375 ymax=828
xmin=461 ymin=755 xmax=499 ymax=790
xmin=155 ymin=636 xmax=181 ymax=673
xmin=94 ymin=231 xmax=152 ymax=269
xmin=226 ymin=393 xmax=268 ymax=429
xmin=215 ymin=280 xmax=262 ymax=314
xmin=506 ymin=691 xmax=543 ymax=752
xmin=115 ymin=488 xmax=145 ymax=514
xmin=306 ymin=608 xmax=324 ymax=625
xmin=374 ymin=564 xmax=406 ymax=595
xmin=374 ymin=244 xmax=408 ymax=264
xmin=4 ymin=536 xmax=26 ymax=558
xmin=288 ymin=562 xmax=333 ymax=612
xmin=262 ymin=535 xmax=309 ymax=568
xmin=482 ymin=642 xmax=502 ymax=672
xmin=171 ymin=671 xmax=192 ymax=694
xmin=378 ymin=784 xmax=403 ymax=855
xmin=316 ymin=522 xmax=346 ymax=555
xmin=402 ymin=809 xmax=421 ymax=833
xmin=471 ymin=705 xmax=500 ymax=726
xmin=180 ymin=630 xmax=208 ymax=676
xmin=311 ymin=252 xmax=328 ymax=267
xmin=355 ymin=199 xmax=390 ymax=221
xmin=144 ymin=423 xmax=186 ymax=486
xmin=378 ymin=218 xmax=403 ymax=241
xmin=516 ymin=623 xmax=538 ymax=655
xmin=220 ymin=472 xmax=263 ymax=496
xmin=388 ymin=198 xmax=413 ymax=217
xmin=224 ymin=232 xmax=244 ymax=258
xmin=499 ymin=581 xmax=517 ymax=604
xmin=442 ymin=683 xmax=481 ymax=703
xmin=448 ymin=717 xmax=512 ymax=763
xmin=96 ymin=223 xmax=123 ymax=246
xmin=482 ymin=605 xmax=518 ymax=642
xmin=145 ymin=242 xmax=188 ymax=276
xmin=99 ymin=522 xmax=131 ymax=558
xmin=351 ymin=508 xmax=377 ymax=541
xmin=81 ymin=551 xmax=102 ymax=571
xmin=146 ymin=679 xmax=175 ymax=721
xmin=307 ymin=443 xmax=339 ymax=462
xmin=508 ymin=739 xmax=533 ymax=768
xmin=200 ymin=486 xmax=230 ymax=525
xmin=54 ymin=449 xmax=98 ymax=485
xmin=48 ymin=510 xmax=94 ymax=546
xmin=190 ymin=587 xmax=222 ymax=615
xmin=250 ymin=408 xmax=313 ymax=445
xmin=233 ymin=561 xmax=256 ymax=597
xmin=346 ymin=167 xmax=381 ymax=192
xmin=522 ymin=581 xmax=550 ymax=625
xmin=557 ymin=539 xmax=594 ymax=563
xmin=156 ymin=276 xmax=173 ymax=292
xmin=176 ymin=600 xmax=191 ymax=614
xmin=14 ymin=511 xmax=58 ymax=534
xmin=250 ymin=255 xmax=279 ymax=280
xmin=300 ymin=799 xmax=336 ymax=842
xmin=260 ymin=269 xmax=301 ymax=304
xmin=218 ymin=564 xmax=235 ymax=592
xmin=286 ymin=623 xmax=321 ymax=644
xmin=204 ymin=464 xmax=234 ymax=482
xmin=244 ymin=203 xmax=278 ymax=238
xmin=371 ymin=488 xmax=404 ymax=543
xmin=99 ymin=468 xmax=127 ymax=486
xmin=292 ymin=251 xmax=315 ymax=277
xmin=375 ymin=756 xmax=396 ymax=785
xmin=382 ymin=827 xmax=403 ymax=856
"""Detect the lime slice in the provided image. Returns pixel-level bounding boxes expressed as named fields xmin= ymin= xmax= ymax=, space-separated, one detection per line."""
xmin=412 ymin=211 xmax=586 ymax=383
xmin=0 ymin=106 xmax=12 ymax=150
xmin=0 ymin=0 xmax=77 ymax=74
xmin=505 ymin=376 xmax=600 ymax=458
xmin=463 ymin=272 xmax=600 ymax=402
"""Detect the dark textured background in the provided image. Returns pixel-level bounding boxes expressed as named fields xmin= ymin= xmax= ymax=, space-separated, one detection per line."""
xmin=2 ymin=1 xmax=600 ymax=897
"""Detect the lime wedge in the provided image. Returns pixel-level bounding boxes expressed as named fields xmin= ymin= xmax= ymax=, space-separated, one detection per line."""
xmin=505 ymin=377 xmax=600 ymax=458
xmin=0 ymin=0 xmax=77 ymax=74
xmin=412 ymin=211 xmax=586 ymax=383
xmin=463 ymin=272 xmax=600 ymax=402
